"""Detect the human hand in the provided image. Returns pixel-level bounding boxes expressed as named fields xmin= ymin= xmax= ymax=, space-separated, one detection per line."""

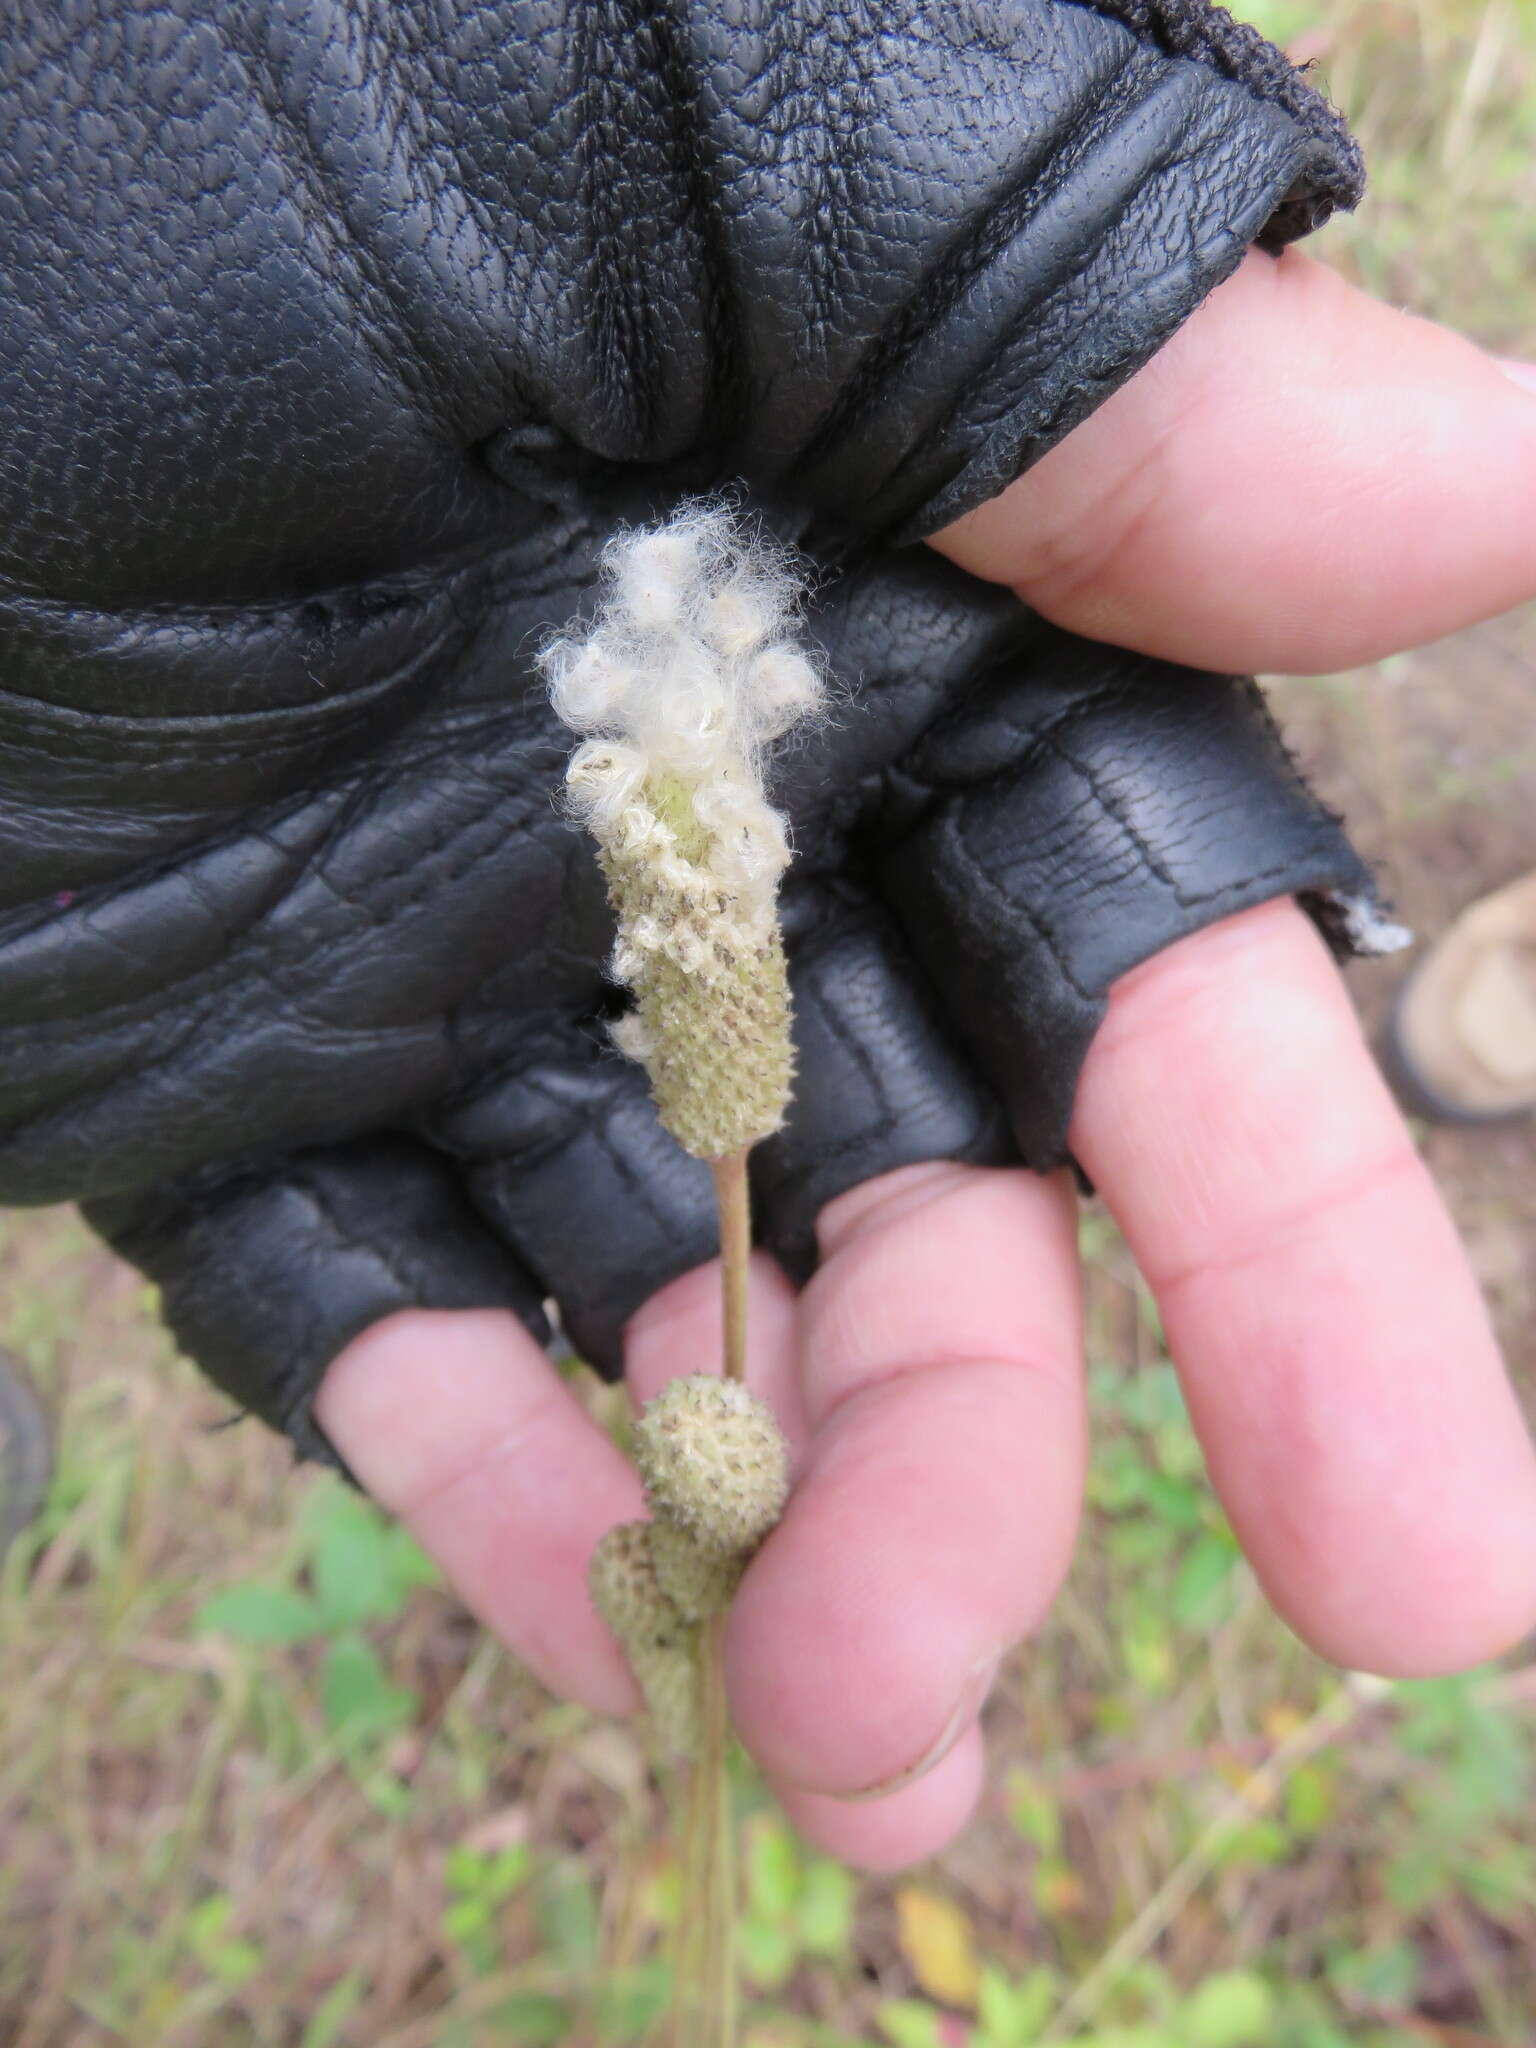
xmin=318 ymin=250 xmax=1536 ymax=1870
xmin=9 ymin=0 xmax=1535 ymax=1876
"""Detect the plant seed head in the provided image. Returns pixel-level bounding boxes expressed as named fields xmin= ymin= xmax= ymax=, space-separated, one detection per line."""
xmin=633 ymin=1375 xmax=790 ymax=1559
xmin=650 ymin=1517 xmax=746 ymax=1622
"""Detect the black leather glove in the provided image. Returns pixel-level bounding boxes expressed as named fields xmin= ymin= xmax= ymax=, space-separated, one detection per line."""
xmin=1 ymin=0 xmax=1383 ymax=1466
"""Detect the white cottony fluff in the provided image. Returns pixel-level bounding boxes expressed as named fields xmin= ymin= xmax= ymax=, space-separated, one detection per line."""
xmin=539 ymin=503 xmax=824 ymax=935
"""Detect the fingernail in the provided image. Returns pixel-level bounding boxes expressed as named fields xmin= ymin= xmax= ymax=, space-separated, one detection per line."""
xmin=1496 ymin=358 xmax=1536 ymax=396
xmin=831 ymin=1651 xmax=1001 ymax=1804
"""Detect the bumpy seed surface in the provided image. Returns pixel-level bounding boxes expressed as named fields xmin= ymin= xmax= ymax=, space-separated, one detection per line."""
xmin=631 ymin=1636 xmax=702 ymax=1756
xmin=633 ymin=1375 xmax=790 ymax=1558
xmin=588 ymin=1521 xmax=700 ymax=1752
xmin=589 ymin=1520 xmax=686 ymax=1651
xmin=650 ymin=1517 xmax=745 ymax=1621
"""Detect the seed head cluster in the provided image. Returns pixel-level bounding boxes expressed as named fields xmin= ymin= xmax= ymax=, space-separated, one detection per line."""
xmin=634 ymin=1374 xmax=790 ymax=1556
xmin=587 ymin=1375 xmax=790 ymax=1754
xmin=538 ymin=503 xmax=824 ymax=1159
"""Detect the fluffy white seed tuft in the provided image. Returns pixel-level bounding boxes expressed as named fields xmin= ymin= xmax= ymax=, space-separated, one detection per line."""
xmin=540 ymin=502 xmax=824 ymax=940
xmin=539 ymin=502 xmax=825 ymax=1157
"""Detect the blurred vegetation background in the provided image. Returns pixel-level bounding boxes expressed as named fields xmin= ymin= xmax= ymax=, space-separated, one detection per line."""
xmin=3 ymin=2 xmax=1535 ymax=2043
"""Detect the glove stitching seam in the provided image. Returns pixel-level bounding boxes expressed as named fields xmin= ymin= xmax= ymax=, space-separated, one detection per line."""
xmin=1045 ymin=724 xmax=1342 ymax=916
xmin=784 ymin=984 xmax=901 ymax=1166
xmin=944 ymin=804 xmax=1093 ymax=1004
xmin=481 ymin=1064 xmax=689 ymax=1254
xmin=908 ymin=673 xmax=1128 ymax=791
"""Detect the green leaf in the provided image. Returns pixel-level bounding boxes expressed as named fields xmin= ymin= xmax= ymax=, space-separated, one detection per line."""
xmin=1182 ymin=1972 xmax=1273 ymax=2047
xmin=210 ymin=1938 xmax=262 ymax=1986
xmin=797 ymin=1858 xmax=855 ymax=1957
xmin=1106 ymin=1521 xmax=1180 ymax=1568
xmin=596 ymin=1960 xmax=673 ymax=2040
xmin=442 ymin=1897 xmax=492 ymax=1943
xmin=299 ymin=1973 xmax=366 ymax=2048
xmin=489 ymin=1992 xmax=572 ymax=2044
xmin=536 ymin=1868 xmax=600 ymax=1970
xmin=740 ymin=1913 xmax=800 ymax=1990
xmin=1151 ymin=1421 xmax=1203 ymax=1484
xmin=1383 ymin=1844 xmax=1449 ymax=1916
xmin=1014 ymin=1968 xmax=1058 ymax=2040
xmin=1326 ymin=1941 xmax=1420 ymax=2010
xmin=1069 ymin=2029 xmax=1173 ymax=2048
xmin=746 ymin=1814 xmax=802 ymax=1918
xmin=197 ymin=1583 xmax=323 ymax=1644
xmin=978 ymin=1966 xmax=1023 ymax=2046
xmin=977 ymin=1963 xmax=1057 ymax=2046
xmin=1005 ymin=1773 xmax=1062 ymax=1855
xmin=360 ymin=1769 xmax=412 ymax=1819
xmin=385 ymin=1523 xmax=440 ymax=1590
xmin=310 ymin=1491 xmax=411 ymax=1627
xmin=487 ymin=1844 xmax=534 ymax=1900
xmin=1121 ymin=1612 xmax=1175 ymax=1694
xmin=186 ymin=1893 xmax=263 ymax=1987
xmin=187 ymin=1895 xmax=233 ymax=1942
xmin=876 ymin=1999 xmax=945 ymax=2048
xmin=1171 ymin=1533 xmax=1238 ymax=1628
xmin=1214 ymin=1819 xmax=1289 ymax=1869
xmin=320 ymin=1632 xmax=416 ymax=1742
xmin=445 ymin=1844 xmax=489 ymax=1895
xmin=1283 ymin=1763 xmax=1333 ymax=1839
xmin=1462 ymin=1840 xmax=1536 ymax=1914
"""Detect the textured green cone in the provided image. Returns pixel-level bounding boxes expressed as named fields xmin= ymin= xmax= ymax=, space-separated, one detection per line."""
xmin=650 ymin=1517 xmax=745 ymax=1622
xmin=617 ymin=926 xmax=793 ymax=1161
xmin=634 ymin=1376 xmax=790 ymax=1559
xmin=589 ymin=1521 xmax=702 ymax=1754
xmin=589 ymin=1520 xmax=678 ymax=1642
xmin=631 ymin=1635 xmax=702 ymax=1756
xmin=599 ymin=773 xmax=794 ymax=1161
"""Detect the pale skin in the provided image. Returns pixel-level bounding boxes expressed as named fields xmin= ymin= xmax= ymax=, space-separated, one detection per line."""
xmin=316 ymin=249 xmax=1536 ymax=1872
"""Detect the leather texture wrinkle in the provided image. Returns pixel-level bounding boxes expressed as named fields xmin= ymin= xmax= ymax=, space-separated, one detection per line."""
xmin=1075 ymin=0 xmax=1364 ymax=233
xmin=1 ymin=0 xmax=1381 ymax=1464
xmin=784 ymin=27 xmax=1169 ymax=481
xmin=216 ymin=10 xmax=449 ymax=431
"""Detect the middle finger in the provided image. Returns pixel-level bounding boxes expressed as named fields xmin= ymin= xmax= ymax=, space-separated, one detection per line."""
xmin=724 ymin=1160 xmax=1084 ymax=1836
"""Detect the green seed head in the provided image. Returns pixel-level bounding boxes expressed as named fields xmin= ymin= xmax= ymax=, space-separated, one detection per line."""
xmin=631 ymin=1635 xmax=702 ymax=1757
xmin=649 ymin=1517 xmax=746 ymax=1622
xmin=589 ymin=1520 xmax=683 ymax=1648
xmin=588 ymin=1520 xmax=701 ymax=1754
xmin=633 ymin=1375 xmax=790 ymax=1559
xmin=596 ymin=776 xmax=795 ymax=1160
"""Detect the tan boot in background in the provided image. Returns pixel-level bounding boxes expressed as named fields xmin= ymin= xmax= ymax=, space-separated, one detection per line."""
xmin=1386 ymin=869 xmax=1536 ymax=1122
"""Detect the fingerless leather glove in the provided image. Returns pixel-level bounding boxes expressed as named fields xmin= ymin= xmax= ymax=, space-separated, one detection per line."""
xmin=0 ymin=0 xmax=1383 ymax=1462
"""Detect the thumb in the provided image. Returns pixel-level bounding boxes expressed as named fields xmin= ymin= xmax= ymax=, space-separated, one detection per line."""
xmin=931 ymin=249 xmax=1536 ymax=675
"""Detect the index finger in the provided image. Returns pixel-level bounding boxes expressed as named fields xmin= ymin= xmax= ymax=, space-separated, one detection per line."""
xmin=932 ymin=250 xmax=1536 ymax=675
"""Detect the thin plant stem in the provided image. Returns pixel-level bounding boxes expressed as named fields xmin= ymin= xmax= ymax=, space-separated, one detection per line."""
xmin=702 ymin=1614 xmax=735 ymax=2041
xmin=673 ymin=1740 xmax=707 ymax=2046
xmin=671 ymin=1156 xmax=753 ymax=2047
xmin=673 ymin=1612 xmax=737 ymax=2047
xmin=712 ymin=1151 xmax=751 ymax=1384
